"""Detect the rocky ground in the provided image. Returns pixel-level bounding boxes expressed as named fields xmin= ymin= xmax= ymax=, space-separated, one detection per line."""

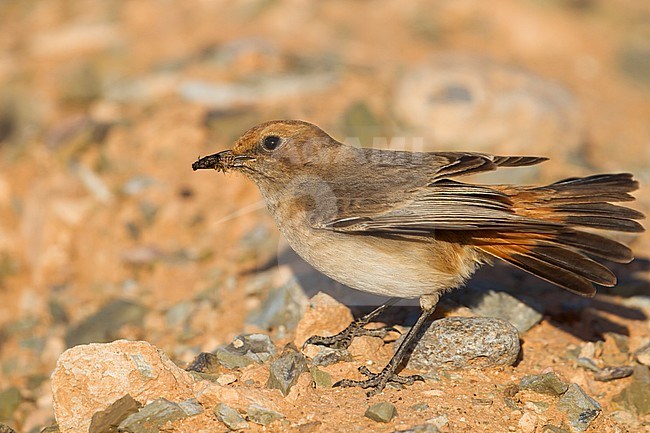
xmin=0 ymin=1 xmax=649 ymax=432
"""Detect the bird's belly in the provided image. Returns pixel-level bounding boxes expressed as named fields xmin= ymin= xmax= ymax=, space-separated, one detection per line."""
xmin=279 ymin=223 xmax=477 ymax=298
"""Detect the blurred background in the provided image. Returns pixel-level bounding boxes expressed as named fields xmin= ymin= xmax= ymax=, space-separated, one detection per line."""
xmin=0 ymin=0 xmax=648 ymax=431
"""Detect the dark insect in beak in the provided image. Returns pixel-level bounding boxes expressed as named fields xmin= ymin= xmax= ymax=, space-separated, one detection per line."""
xmin=192 ymin=150 xmax=254 ymax=173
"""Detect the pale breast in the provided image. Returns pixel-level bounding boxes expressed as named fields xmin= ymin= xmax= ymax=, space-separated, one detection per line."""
xmin=271 ymin=204 xmax=481 ymax=299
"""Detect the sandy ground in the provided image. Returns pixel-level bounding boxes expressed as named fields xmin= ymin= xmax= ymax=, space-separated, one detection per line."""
xmin=0 ymin=1 xmax=648 ymax=432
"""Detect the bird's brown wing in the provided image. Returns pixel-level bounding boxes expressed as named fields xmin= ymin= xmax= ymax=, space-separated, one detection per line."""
xmin=317 ymin=179 xmax=561 ymax=234
xmin=315 ymin=151 xmax=552 ymax=233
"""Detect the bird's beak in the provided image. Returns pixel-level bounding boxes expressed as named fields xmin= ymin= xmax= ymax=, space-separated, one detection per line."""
xmin=192 ymin=150 xmax=254 ymax=172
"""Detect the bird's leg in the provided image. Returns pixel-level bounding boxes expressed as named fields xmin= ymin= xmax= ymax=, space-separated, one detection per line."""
xmin=302 ymin=298 xmax=400 ymax=350
xmin=334 ymin=294 xmax=439 ymax=396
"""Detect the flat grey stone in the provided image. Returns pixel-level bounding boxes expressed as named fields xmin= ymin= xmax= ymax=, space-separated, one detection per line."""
xmin=593 ymin=366 xmax=633 ymax=382
xmin=309 ymin=367 xmax=332 ymax=388
xmin=400 ymin=317 xmax=520 ymax=370
xmin=216 ymin=334 xmax=276 ymax=369
xmin=392 ymin=425 xmax=440 ymax=433
xmin=117 ymin=398 xmax=201 ymax=433
xmin=89 ymin=394 xmax=142 ymax=433
xmin=364 ymin=402 xmax=397 ymax=423
xmin=245 ymin=404 xmax=284 ymax=426
xmin=557 ymin=384 xmax=601 ymax=432
xmin=519 ymin=373 xmax=569 ymax=396
xmin=266 ymin=345 xmax=309 ymax=396
xmin=214 ymin=403 xmax=249 ymax=431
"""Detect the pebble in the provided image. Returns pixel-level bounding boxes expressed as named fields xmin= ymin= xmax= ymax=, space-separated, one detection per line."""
xmin=612 ymin=365 xmax=650 ymax=416
xmin=600 ymin=332 xmax=629 ymax=366
xmin=215 ymin=334 xmax=276 ymax=369
xmin=593 ymin=366 xmax=633 ymax=382
xmin=39 ymin=425 xmax=60 ymax=433
xmin=541 ymin=426 xmax=569 ymax=433
xmin=0 ymin=387 xmax=20 ymax=420
xmin=557 ymin=384 xmax=601 ymax=432
xmin=185 ymin=352 xmax=221 ymax=375
xmin=400 ymin=317 xmax=520 ymax=370
xmin=309 ymin=346 xmax=353 ymax=367
xmin=88 ymin=394 xmax=142 ymax=433
xmin=518 ymin=412 xmax=538 ymax=433
xmin=0 ymin=424 xmax=17 ymax=433
xmin=245 ymin=404 xmax=284 ymax=426
xmin=117 ymin=398 xmax=202 ymax=433
xmin=214 ymin=403 xmax=249 ymax=431
xmin=634 ymin=342 xmax=650 ymax=366
xmin=64 ymin=299 xmax=147 ymax=347
xmin=266 ymin=345 xmax=309 ymax=396
xmin=217 ymin=373 xmax=238 ymax=386
xmin=463 ymin=290 xmax=542 ymax=334
xmin=309 ymin=367 xmax=333 ymax=388
xmin=364 ymin=402 xmax=397 ymax=423
xmin=246 ymin=278 xmax=308 ymax=336
xmin=519 ymin=372 xmax=569 ymax=396
xmin=391 ymin=425 xmax=440 ymax=433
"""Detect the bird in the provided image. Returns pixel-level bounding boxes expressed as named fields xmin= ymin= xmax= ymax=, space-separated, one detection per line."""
xmin=192 ymin=119 xmax=645 ymax=396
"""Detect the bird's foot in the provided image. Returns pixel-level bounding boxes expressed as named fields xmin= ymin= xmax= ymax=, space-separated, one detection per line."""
xmin=334 ymin=365 xmax=424 ymax=396
xmin=303 ymin=322 xmax=400 ymax=350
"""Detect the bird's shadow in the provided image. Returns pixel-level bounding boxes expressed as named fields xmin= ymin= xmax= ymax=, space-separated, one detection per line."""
xmin=252 ymin=246 xmax=649 ymax=342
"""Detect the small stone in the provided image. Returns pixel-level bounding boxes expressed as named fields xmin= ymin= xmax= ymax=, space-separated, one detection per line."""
xmin=576 ymin=357 xmax=600 ymax=372
xmin=634 ymin=342 xmax=650 ymax=366
xmin=541 ymin=426 xmax=569 ymax=433
xmin=217 ymin=373 xmax=238 ymax=386
xmin=465 ymin=290 xmax=543 ymax=333
xmin=309 ymin=367 xmax=332 ymax=388
xmin=519 ymin=373 xmax=569 ymax=396
xmin=214 ymin=403 xmax=249 ymax=431
xmin=612 ymin=365 xmax=650 ymax=416
xmin=0 ymin=424 xmax=17 ymax=433
xmin=216 ymin=334 xmax=276 ymax=369
xmin=39 ymin=425 xmax=60 ymax=433
xmin=266 ymin=345 xmax=309 ymax=396
xmin=245 ymin=404 xmax=284 ymax=425
xmin=400 ymin=317 xmax=520 ymax=370
xmin=186 ymin=352 xmax=221 ymax=375
xmin=309 ymin=346 xmax=353 ymax=367
xmin=65 ymin=299 xmax=147 ymax=347
xmin=600 ymin=333 xmax=629 ymax=366
xmin=117 ymin=398 xmax=197 ymax=433
xmin=0 ymin=387 xmax=21 ymax=420
xmin=593 ymin=366 xmax=633 ymax=382
xmin=88 ymin=394 xmax=142 ymax=433
xmin=557 ymin=384 xmax=601 ymax=432
xmin=391 ymin=425 xmax=440 ymax=433
xmin=246 ymin=278 xmax=308 ymax=335
xmin=410 ymin=402 xmax=428 ymax=411
xmin=518 ymin=412 xmax=538 ymax=433
xmin=364 ymin=402 xmax=397 ymax=423
xmin=294 ymin=292 xmax=354 ymax=347
xmin=297 ymin=421 xmax=322 ymax=433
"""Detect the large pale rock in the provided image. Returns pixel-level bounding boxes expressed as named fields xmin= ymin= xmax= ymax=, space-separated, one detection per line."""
xmin=51 ymin=340 xmax=195 ymax=433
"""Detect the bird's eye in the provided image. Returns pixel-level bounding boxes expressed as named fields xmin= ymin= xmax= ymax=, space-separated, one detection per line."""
xmin=262 ymin=135 xmax=281 ymax=151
